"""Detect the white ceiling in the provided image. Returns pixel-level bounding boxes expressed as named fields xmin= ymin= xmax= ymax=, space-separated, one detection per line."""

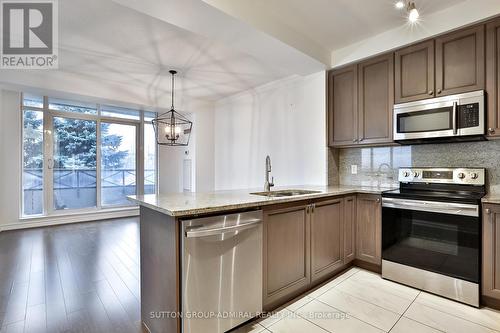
xmin=0 ymin=0 xmax=305 ymax=104
xmin=2 ymin=0 xmax=494 ymax=107
xmin=203 ymin=0 xmax=468 ymax=51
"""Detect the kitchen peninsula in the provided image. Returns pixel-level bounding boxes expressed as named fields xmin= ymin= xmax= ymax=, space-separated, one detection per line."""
xmin=128 ymin=185 xmax=392 ymax=333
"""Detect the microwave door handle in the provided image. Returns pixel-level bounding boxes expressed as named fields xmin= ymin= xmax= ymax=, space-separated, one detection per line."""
xmin=453 ymin=101 xmax=458 ymax=135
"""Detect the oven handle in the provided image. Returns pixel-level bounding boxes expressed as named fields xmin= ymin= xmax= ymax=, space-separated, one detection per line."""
xmin=382 ymin=197 xmax=479 ymax=217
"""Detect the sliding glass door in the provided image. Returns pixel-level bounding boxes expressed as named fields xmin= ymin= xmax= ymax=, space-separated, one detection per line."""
xmin=52 ymin=116 xmax=98 ymax=211
xmin=21 ymin=94 xmax=157 ymax=217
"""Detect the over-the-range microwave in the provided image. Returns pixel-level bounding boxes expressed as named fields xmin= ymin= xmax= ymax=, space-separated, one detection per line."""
xmin=393 ymin=90 xmax=485 ymax=144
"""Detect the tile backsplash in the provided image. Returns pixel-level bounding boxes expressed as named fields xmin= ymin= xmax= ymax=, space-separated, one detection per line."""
xmin=331 ymin=140 xmax=500 ymax=193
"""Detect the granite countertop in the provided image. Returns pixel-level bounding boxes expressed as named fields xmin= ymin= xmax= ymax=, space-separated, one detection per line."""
xmin=482 ymin=194 xmax=500 ymax=205
xmin=128 ymin=185 xmax=395 ymax=217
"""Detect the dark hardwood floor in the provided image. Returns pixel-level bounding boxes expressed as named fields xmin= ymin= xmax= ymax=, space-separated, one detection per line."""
xmin=0 ymin=218 xmax=146 ymax=333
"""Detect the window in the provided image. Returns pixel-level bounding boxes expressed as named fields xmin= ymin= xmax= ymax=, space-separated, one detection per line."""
xmin=21 ymin=94 xmax=158 ymax=217
xmin=101 ymin=122 xmax=137 ymax=206
xmin=48 ymin=98 xmax=97 ymax=114
xmin=144 ymin=111 xmax=157 ymax=194
xmin=23 ymin=94 xmax=43 ymax=108
xmin=22 ymin=109 xmax=44 ymax=216
xmin=101 ymin=105 xmax=140 ymax=120
xmin=144 ymin=122 xmax=156 ymax=194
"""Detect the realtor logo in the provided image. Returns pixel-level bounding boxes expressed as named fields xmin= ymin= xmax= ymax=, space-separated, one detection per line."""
xmin=1 ymin=0 xmax=58 ymax=69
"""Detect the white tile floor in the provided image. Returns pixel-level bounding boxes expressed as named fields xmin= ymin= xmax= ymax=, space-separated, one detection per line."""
xmin=234 ymin=267 xmax=500 ymax=333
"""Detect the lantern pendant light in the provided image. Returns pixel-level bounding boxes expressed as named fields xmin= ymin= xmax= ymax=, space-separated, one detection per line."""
xmin=152 ymin=70 xmax=193 ymax=146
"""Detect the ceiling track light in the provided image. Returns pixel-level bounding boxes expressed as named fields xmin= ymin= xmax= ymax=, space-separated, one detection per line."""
xmin=407 ymin=2 xmax=419 ymax=22
xmin=395 ymin=1 xmax=420 ymax=23
xmin=395 ymin=1 xmax=405 ymax=9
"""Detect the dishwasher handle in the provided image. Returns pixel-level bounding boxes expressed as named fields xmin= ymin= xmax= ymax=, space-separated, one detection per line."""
xmin=185 ymin=218 xmax=262 ymax=238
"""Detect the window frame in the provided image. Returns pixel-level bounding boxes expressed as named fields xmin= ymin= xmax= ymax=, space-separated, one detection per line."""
xmin=20 ymin=93 xmax=159 ymax=218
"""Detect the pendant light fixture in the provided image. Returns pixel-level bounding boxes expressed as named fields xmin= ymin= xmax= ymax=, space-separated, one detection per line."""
xmin=152 ymin=70 xmax=193 ymax=146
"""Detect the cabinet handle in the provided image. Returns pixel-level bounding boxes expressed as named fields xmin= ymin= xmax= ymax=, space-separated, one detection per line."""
xmin=488 ymin=128 xmax=495 ymax=135
xmin=428 ymin=90 xmax=433 ymax=95
xmin=437 ymin=89 xmax=442 ymax=94
xmin=376 ymin=198 xmax=381 ymax=203
xmin=485 ymin=208 xmax=491 ymax=215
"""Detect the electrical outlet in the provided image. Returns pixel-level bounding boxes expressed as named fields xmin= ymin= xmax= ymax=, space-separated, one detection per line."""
xmin=351 ymin=164 xmax=358 ymax=175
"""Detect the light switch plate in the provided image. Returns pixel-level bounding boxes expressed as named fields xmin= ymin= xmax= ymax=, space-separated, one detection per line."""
xmin=351 ymin=165 xmax=358 ymax=175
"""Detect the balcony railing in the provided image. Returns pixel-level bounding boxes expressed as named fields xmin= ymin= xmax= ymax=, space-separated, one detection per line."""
xmin=23 ymin=168 xmax=155 ymax=215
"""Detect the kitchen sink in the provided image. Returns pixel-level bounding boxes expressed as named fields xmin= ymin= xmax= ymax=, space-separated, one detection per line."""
xmin=250 ymin=189 xmax=322 ymax=197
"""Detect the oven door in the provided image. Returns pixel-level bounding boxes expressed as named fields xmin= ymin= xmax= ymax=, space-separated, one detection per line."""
xmin=382 ymin=197 xmax=480 ymax=283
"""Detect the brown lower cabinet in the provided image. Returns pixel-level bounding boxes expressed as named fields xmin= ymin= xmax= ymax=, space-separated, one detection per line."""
xmin=482 ymin=204 xmax=500 ymax=303
xmin=311 ymin=198 xmax=344 ymax=284
xmin=263 ymin=203 xmax=311 ymax=310
xmin=343 ymin=196 xmax=356 ymax=264
xmin=263 ymin=194 xmax=379 ymax=310
xmin=356 ymin=194 xmax=382 ymax=265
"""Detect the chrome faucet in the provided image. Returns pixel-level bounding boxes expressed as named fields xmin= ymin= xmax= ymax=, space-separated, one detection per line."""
xmin=264 ymin=155 xmax=274 ymax=192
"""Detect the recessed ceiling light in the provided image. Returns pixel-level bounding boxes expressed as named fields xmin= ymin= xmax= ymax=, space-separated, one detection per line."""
xmin=395 ymin=1 xmax=405 ymax=9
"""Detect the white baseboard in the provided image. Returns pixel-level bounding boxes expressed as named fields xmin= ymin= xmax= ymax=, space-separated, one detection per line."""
xmin=0 ymin=208 xmax=139 ymax=232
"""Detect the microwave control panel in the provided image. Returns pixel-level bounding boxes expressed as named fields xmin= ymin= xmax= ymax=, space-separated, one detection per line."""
xmin=458 ymin=103 xmax=480 ymax=128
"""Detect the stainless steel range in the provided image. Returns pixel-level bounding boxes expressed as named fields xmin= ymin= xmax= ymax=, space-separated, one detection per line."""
xmin=381 ymin=167 xmax=486 ymax=307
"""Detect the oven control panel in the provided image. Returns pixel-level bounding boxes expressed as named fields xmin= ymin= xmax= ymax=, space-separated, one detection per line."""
xmin=398 ymin=168 xmax=485 ymax=185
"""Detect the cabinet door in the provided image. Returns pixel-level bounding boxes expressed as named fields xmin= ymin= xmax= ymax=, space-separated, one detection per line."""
xmin=486 ymin=18 xmax=500 ymax=138
xmin=343 ymin=196 xmax=356 ymax=264
xmin=395 ymin=40 xmax=435 ymax=103
xmin=356 ymin=194 xmax=382 ymax=265
xmin=263 ymin=204 xmax=310 ymax=309
xmin=436 ymin=25 xmax=485 ymax=97
xmin=483 ymin=204 xmax=500 ymax=300
xmin=311 ymin=199 xmax=344 ymax=283
xmin=358 ymin=53 xmax=394 ymax=145
xmin=328 ymin=65 xmax=358 ymax=147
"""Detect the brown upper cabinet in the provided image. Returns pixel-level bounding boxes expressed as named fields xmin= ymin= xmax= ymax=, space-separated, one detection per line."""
xmin=328 ymin=53 xmax=393 ymax=147
xmin=328 ymin=65 xmax=358 ymax=146
xmin=487 ymin=18 xmax=500 ymax=138
xmin=435 ymin=25 xmax=485 ymax=97
xmin=358 ymin=53 xmax=394 ymax=145
xmin=329 ymin=22 xmax=488 ymax=147
xmin=395 ymin=40 xmax=435 ymax=103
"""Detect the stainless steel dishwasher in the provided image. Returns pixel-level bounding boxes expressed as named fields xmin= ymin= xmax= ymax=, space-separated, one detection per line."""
xmin=181 ymin=210 xmax=263 ymax=333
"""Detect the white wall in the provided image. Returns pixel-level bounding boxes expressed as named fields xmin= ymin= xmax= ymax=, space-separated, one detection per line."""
xmin=0 ymin=90 xmax=22 ymax=229
xmin=193 ymin=106 xmax=215 ymax=192
xmin=158 ymin=99 xmax=215 ymax=194
xmin=214 ymin=71 xmax=327 ymax=190
xmin=332 ymin=0 xmax=500 ymax=67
